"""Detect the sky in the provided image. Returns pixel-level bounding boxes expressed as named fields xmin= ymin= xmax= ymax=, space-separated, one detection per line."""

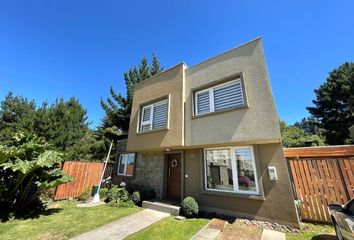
xmin=0 ymin=1 xmax=353 ymax=128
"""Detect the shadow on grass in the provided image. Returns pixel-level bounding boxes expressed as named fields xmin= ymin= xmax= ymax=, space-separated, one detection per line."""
xmin=311 ymin=234 xmax=337 ymax=240
xmin=0 ymin=207 xmax=63 ymax=222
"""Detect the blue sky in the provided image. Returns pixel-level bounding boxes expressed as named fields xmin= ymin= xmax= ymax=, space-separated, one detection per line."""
xmin=0 ymin=1 xmax=353 ymax=128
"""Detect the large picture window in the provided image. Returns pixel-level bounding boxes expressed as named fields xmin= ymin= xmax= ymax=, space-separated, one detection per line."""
xmin=204 ymin=146 xmax=259 ymax=194
xmin=117 ymin=153 xmax=135 ymax=176
xmin=195 ymin=79 xmax=245 ymax=116
xmin=139 ymin=99 xmax=168 ymax=132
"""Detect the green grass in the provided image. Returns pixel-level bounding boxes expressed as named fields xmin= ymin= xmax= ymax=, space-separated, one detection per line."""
xmin=0 ymin=200 xmax=140 ymax=240
xmin=287 ymin=222 xmax=336 ymax=240
xmin=125 ymin=216 xmax=209 ymax=240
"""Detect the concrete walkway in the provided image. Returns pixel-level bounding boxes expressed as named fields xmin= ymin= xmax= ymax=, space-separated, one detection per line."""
xmin=71 ymin=209 xmax=169 ymax=240
xmin=261 ymin=229 xmax=286 ymax=240
xmin=191 ymin=218 xmax=227 ymax=240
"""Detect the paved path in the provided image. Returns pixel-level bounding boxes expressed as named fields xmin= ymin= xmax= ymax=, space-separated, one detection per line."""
xmin=71 ymin=209 xmax=169 ymax=240
xmin=261 ymin=229 xmax=286 ymax=240
xmin=191 ymin=218 xmax=227 ymax=240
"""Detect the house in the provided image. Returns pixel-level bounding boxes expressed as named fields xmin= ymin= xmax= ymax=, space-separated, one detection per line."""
xmin=114 ymin=38 xmax=300 ymax=227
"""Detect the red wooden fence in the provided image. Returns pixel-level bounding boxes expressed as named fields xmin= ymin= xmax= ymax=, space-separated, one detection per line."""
xmin=54 ymin=161 xmax=104 ymax=200
xmin=285 ymin=146 xmax=354 ymax=223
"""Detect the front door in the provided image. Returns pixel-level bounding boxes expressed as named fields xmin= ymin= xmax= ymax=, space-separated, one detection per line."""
xmin=166 ymin=153 xmax=181 ymax=200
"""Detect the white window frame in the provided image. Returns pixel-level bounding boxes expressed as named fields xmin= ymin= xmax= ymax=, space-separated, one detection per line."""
xmin=204 ymin=146 xmax=259 ymax=195
xmin=117 ymin=153 xmax=135 ymax=176
xmin=195 ymin=79 xmax=244 ymax=116
xmin=139 ymin=99 xmax=168 ymax=132
xmin=140 ymin=105 xmax=152 ymax=132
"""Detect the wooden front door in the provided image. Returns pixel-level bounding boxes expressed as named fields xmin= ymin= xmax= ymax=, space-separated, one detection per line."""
xmin=166 ymin=153 xmax=181 ymax=200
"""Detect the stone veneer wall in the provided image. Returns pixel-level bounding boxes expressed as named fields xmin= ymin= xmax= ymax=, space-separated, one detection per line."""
xmin=130 ymin=152 xmax=165 ymax=199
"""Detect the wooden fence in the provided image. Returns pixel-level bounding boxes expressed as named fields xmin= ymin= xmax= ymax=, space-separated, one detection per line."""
xmin=285 ymin=145 xmax=354 ymax=223
xmin=54 ymin=161 xmax=107 ymax=200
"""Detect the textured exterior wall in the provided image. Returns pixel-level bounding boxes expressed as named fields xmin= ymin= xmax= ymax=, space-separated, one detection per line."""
xmin=183 ymin=144 xmax=299 ymax=228
xmin=131 ymin=152 xmax=164 ymax=198
xmin=184 ymin=38 xmax=281 ymax=147
xmin=127 ymin=63 xmax=185 ymax=152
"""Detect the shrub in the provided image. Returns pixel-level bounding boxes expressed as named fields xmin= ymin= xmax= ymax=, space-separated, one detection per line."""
xmin=0 ymin=133 xmax=72 ymax=218
xmin=127 ymin=184 xmax=156 ymax=202
xmin=99 ymin=187 xmax=109 ymax=199
xmin=182 ymin=196 xmax=199 ymax=217
xmin=107 ymin=200 xmax=135 ymax=208
xmin=131 ymin=191 xmax=140 ymax=205
xmin=140 ymin=187 xmax=156 ymax=201
xmin=106 ymin=186 xmax=130 ymax=203
xmin=78 ymin=188 xmax=92 ymax=201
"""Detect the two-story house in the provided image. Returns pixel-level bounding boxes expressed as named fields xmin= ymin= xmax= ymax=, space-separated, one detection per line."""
xmin=115 ymin=38 xmax=299 ymax=227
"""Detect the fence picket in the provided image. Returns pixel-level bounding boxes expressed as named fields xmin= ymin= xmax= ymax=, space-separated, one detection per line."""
xmin=285 ymin=146 xmax=354 ymax=223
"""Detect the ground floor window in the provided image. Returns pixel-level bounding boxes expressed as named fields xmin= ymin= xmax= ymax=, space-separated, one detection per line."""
xmin=204 ymin=146 xmax=259 ymax=194
xmin=117 ymin=153 xmax=135 ymax=176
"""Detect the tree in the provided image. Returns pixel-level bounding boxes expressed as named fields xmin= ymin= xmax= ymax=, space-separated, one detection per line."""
xmin=280 ymin=121 xmax=325 ymax=147
xmin=36 ymin=97 xmax=90 ymax=152
xmin=0 ymin=93 xmax=99 ymax=161
xmin=0 ymin=92 xmax=37 ymax=144
xmin=294 ymin=116 xmax=325 ymax=137
xmin=0 ymin=132 xmax=72 ymax=218
xmin=100 ymin=55 xmax=163 ymax=138
xmin=307 ymin=62 xmax=354 ymax=145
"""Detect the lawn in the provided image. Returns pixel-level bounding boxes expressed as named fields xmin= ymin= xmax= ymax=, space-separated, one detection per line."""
xmin=0 ymin=200 xmax=140 ymax=240
xmin=287 ymin=222 xmax=336 ymax=240
xmin=125 ymin=216 xmax=209 ymax=240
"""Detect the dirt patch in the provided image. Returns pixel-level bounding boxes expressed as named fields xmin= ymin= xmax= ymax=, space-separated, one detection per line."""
xmin=217 ymin=222 xmax=262 ymax=240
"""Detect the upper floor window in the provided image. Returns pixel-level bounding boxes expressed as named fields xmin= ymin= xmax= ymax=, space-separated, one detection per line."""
xmin=139 ymin=99 xmax=168 ymax=132
xmin=195 ymin=79 xmax=245 ymax=116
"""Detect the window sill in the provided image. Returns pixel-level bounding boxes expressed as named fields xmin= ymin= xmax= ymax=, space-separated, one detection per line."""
xmin=136 ymin=128 xmax=169 ymax=135
xmin=201 ymin=189 xmax=265 ymax=201
xmin=116 ymin=174 xmax=134 ymax=179
xmin=192 ymin=105 xmax=248 ymax=119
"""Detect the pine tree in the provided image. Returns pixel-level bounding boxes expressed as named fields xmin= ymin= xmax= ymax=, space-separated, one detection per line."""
xmin=307 ymin=62 xmax=354 ymax=145
xmin=100 ymin=55 xmax=163 ymax=138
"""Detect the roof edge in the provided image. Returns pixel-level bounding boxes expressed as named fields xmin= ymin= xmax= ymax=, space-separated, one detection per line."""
xmin=187 ymin=36 xmax=262 ymax=70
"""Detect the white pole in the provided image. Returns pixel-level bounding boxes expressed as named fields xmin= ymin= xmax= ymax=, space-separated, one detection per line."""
xmin=92 ymin=141 xmax=114 ymax=203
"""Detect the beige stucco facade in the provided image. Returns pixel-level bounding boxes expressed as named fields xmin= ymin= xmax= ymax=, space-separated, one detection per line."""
xmin=124 ymin=38 xmax=300 ymax=227
xmin=127 ymin=63 xmax=186 ymax=152
xmin=184 ymin=38 xmax=281 ymax=147
xmin=184 ymin=144 xmax=299 ymax=227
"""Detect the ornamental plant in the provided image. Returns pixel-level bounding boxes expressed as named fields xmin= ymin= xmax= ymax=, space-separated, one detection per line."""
xmin=181 ymin=196 xmax=199 ymax=218
xmin=0 ymin=132 xmax=72 ymax=218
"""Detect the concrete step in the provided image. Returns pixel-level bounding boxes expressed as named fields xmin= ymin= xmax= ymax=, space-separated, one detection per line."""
xmin=142 ymin=200 xmax=180 ymax=215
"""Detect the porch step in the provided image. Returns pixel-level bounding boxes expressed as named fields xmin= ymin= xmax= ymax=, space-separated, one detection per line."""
xmin=142 ymin=200 xmax=180 ymax=215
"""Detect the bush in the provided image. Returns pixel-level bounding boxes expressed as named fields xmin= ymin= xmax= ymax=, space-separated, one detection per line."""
xmin=182 ymin=196 xmax=199 ymax=217
xmin=99 ymin=187 xmax=109 ymax=199
xmin=106 ymin=186 xmax=130 ymax=203
xmin=131 ymin=191 xmax=140 ymax=205
xmin=0 ymin=133 xmax=72 ymax=218
xmin=126 ymin=184 xmax=156 ymax=202
xmin=140 ymin=187 xmax=156 ymax=201
xmin=107 ymin=200 xmax=135 ymax=208
xmin=78 ymin=188 xmax=92 ymax=201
